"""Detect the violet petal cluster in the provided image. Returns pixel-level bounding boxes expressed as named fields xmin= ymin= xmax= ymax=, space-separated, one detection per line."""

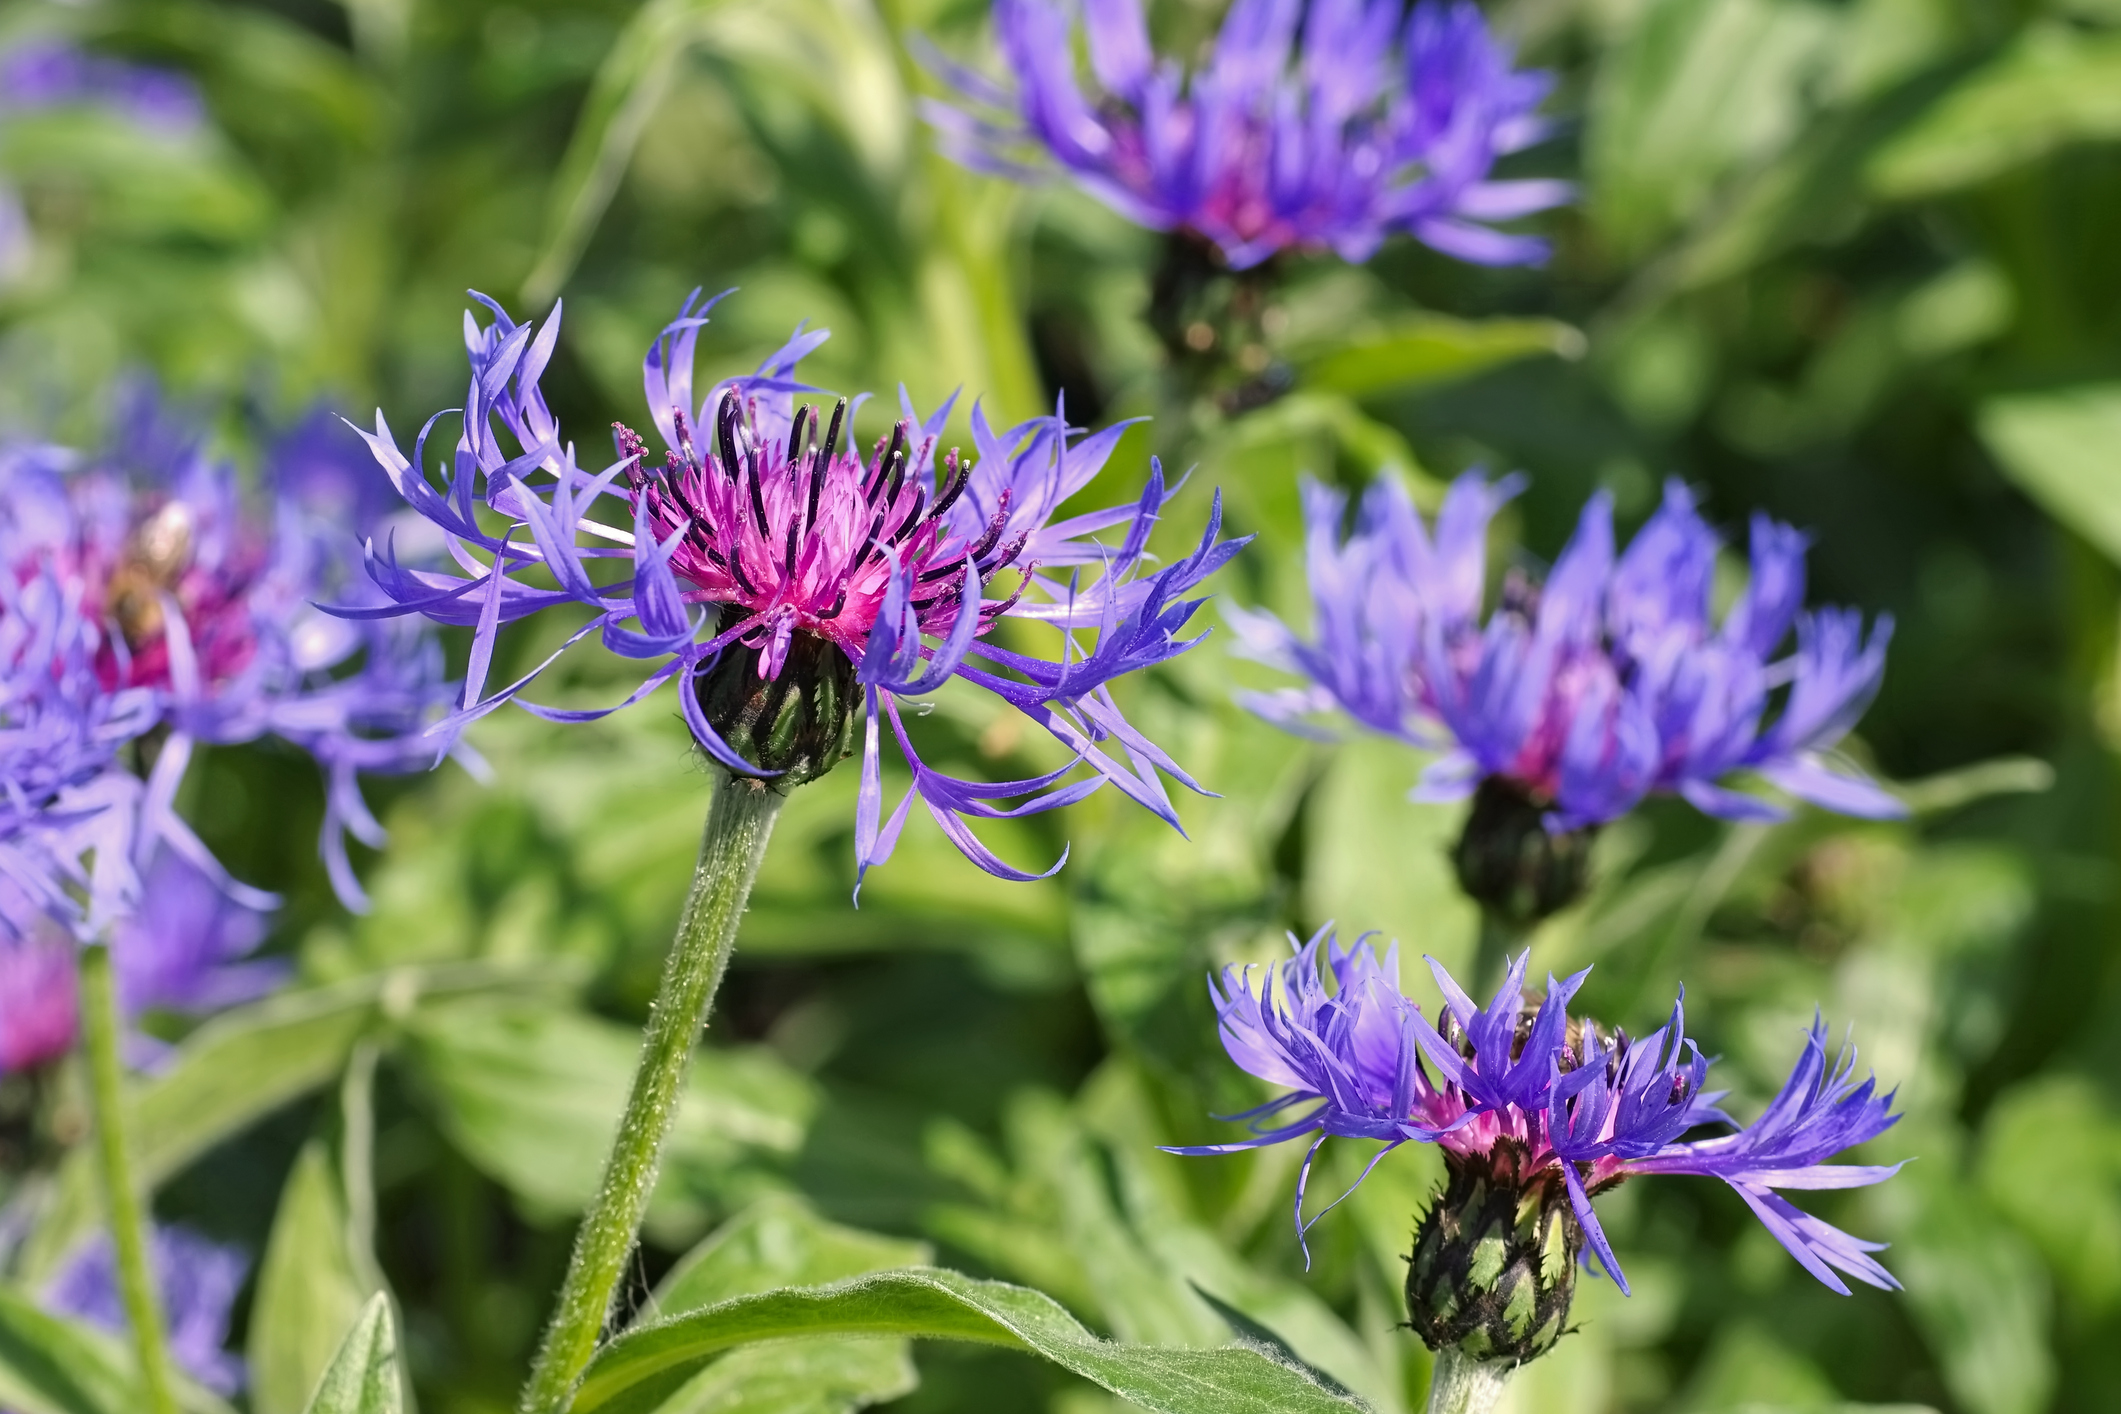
xmin=1232 ymin=473 xmax=1902 ymax=829
xmin=46 ymin=1223 xmax=249 ymax=1394
xmin=0 ymin=38 xmax=205 ymax=131
xmin=344 ymin=290 xmax=1245 ymax=886
xmin=1173 ymin=929 xmax=1903 ymax=1294
xmin=924 ymin=0 xmax=1569 ymax=269
xmin=0 ymin=393 xmax=461 ymax=951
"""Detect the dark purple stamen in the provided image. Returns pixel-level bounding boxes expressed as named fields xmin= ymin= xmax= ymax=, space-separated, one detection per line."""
xmin=716 ymin=393 xmax=745 ymax=477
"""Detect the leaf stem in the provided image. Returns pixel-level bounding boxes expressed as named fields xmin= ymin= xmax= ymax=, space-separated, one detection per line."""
xmin=80 ymin=942 xmax=179 ymax=1414
xmin=518 ymin=772 xmax=784 ymax=1414
xmin=1423 ymin=1347 xmax=1512 ymax=1414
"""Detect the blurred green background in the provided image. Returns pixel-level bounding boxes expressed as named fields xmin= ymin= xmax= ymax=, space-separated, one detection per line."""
xmin=5 ymin=0 xmax=2120 ymax=1410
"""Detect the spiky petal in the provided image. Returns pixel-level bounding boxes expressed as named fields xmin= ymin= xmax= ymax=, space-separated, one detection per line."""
xmin=924 ymin=0 xmax=1568 ymax=269
xmin=1169 ymin=931 xmax=1904 ymax=1295
xmin=1232 ymin=473 xmax=1902 ymax=831
xmin=343 ymin=289 xmax=1247 ymax=889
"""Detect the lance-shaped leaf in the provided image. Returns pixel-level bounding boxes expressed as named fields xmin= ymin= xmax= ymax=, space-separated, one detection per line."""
xmin=570 ymin=1267 xmax=1369 ymax=1414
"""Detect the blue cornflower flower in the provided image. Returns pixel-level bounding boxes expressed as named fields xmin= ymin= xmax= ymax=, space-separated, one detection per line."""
xmin=46 ymin=1223 xmax=249 ymax=1394
xmin=924 ymin=0 xmax=1569 ymax=269
xmin=0 ymin=564 xmax=160 ymax=943
xmin=0 ymin=38 xmax=205 ymax=131
xmin=1173 ymin=931 xmax=1901 ymax=1359
xmin=1234 ymin=472 xmax=1901 ymax=833
xmin=113 ymin=849 xmax=285 ymax=1042
xmin=340 ymin=290 xmax=1246 ymax=886
xmin=0 ymin=394 xmax=462 ymax=921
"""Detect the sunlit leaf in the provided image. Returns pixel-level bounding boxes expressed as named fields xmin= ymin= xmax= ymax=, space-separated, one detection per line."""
xmin=624 ymin=1195 xmax=928 ymax=1413
xmin=299 ymin=1295 xmax=401 ymax=1414
xmin=1977 ymin=384 xmax=2121 ymax=563
xmin=1868 ymin=26 xmax=2121 ymax=197
xmin=571 ymin=1268 xmax=1370 ymax=1414
xmin=248 ymin=1143 xmax=379 ymax=1414
xmin=1295 ymin=315 xmax=1582 ymax=399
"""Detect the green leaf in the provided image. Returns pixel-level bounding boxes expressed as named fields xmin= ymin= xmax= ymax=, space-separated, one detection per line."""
xmin=1978 ymin=1074 xmax=2121 ymax=1313
xmin=1868 ymin=26 xmax=2121 ymax=198
xmin=1295 ymin=315 xmax=1582 ymax=399
xmin=248 ymin=1143 xmax=380 ymax=1414
xmin=17 ymin=962 xmax=574 ymax=1285
xmin=1585 ymin=0 xmax=1836 ymax=256
xmin=401 ymin=999 xmax=815 ymax=1242
xmin=0 ymin=1288 xmax=232 ymax=1414
xmin=1883 ymin=1166 xmax=2054 ymax=1414
xmin=0 ymin=1287 xmax=144 ymax=1414
xmin=620 ymin=1196 xmax=929 ymax=1413
xmin=521 ymin=0 xmax=739 ymax=304
xmin=648 ymin=1192 xmax=929 ymax=1318
xmin=0 ymin=115 xmax=273 ymax=244
xmin=1976 ymin=384 xmax=2121 ymax=563
xmin=570 ymin=1268 xmax=1370 ymax=1414
xmin=300 ymin=1295 xmax=401 ymax=1414
xmin=1304 ymin=735 xmax=1478 ymax=982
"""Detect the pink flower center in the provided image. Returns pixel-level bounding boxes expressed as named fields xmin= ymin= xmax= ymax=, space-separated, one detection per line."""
xmin=620 ymin=397 xmax=1034 ymax=679
xmin=85 ymin=499 xmax=262 ymax=694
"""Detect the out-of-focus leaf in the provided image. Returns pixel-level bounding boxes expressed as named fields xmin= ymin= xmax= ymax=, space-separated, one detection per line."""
xmin=1977 ymin=384 xmax=2121 ymax=563
xmin=126 ymin=2 xmax=385 ymax=154
xmin=627 ymin=1195 xmax=928 ymax=1414
xmin=1587 ymin=0 xmax=1837 ymax=256
xmin=1674 ymin=1320 xmax=1838 ymax=1408
xmin=522 ymin=0 xmax=742 ymax=304
xmin=401 ymin=998 xmax=815 ymax=1241
xmin=0 ymin=1287 xmax=140 ymax=1414
xmin=0 ymin=116 xmax=273 ymax=243
xmin=16 ymin=961 xmax=576 ymax=1285
xmin=0 ymin=1287 xmax=233 ymax=1414
xmin=1884 ymin=1166 xmax=2054 ymax=1414
xmin=1978 ymin=1074 xmax=2121 ymax=1312
xmin=1296 ymin=315 xmax=1582 ymax=398
xmin=248 ymin=1143 xmax=378 ymax=1414
xmin=299 ymin=1295 xmax=400 ymax=1414
xmin=1868 ymin=26 xmax=2121 ymax=198
xmin=1304 ymin=735 xmax=1477 ymax=981
xmin=570 ymin=1268 xmax=1371 ymax=1414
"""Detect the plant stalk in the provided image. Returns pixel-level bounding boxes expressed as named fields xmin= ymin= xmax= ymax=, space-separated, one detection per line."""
xmin=519 ymin=772 xmax=783 ymax=1414
xmin=1423 ymin=1347 xmax=1513 ymax=1414
xmin=80 ymin=942 xmax=179 ymax=1414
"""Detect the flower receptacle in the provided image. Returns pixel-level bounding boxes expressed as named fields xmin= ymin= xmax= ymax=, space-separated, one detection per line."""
xmin=1407 ymin=1140 xmax=1581 ymax=1366
xmin=1450 ymin=778 xmax=1598 ymax=929
xmin=692 ymin=627 xmax=859 ymax=788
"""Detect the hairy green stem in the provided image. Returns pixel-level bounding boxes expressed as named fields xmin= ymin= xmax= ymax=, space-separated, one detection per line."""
xmin=1473 ymin=911 xmax=1529 ymax=996
xmin=1423 ymin=1348 xmax=1512 ymax=1414
xmin=519 ymin=773 xmax=783 ymax=1414
xmin=80 ymin=943 xmax=179 ymax=1414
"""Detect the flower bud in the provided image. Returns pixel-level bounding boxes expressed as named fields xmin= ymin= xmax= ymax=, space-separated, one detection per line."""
xmin=1406 ymin=1140 xmax=1581 ymax=1364
xmin=691 ymin=626 xmax=858 ymax=788
xmin=1450 ymin=779 xmax=1598 ymax=929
